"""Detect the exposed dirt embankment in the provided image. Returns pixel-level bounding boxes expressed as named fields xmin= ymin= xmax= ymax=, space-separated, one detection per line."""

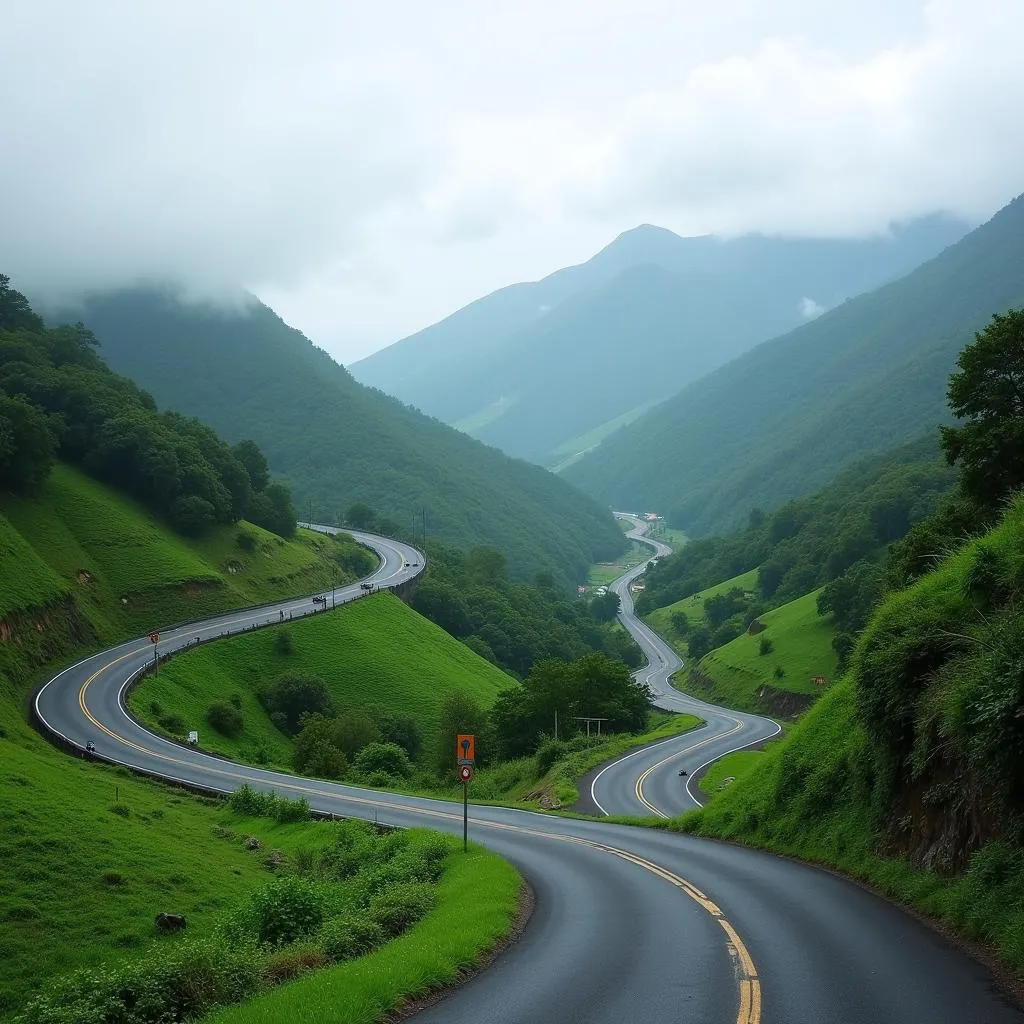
xmin=0 ymin=596 xmax=95 ymax=677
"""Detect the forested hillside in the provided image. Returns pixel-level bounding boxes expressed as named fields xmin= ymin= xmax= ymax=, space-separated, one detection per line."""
xmin=65 ymin=287 xmax=625 ymax=586
xmin=0 ymin=277 xmax=294 ymax=538
xmin=564 ymin=193 xmax=1024 ymax=535
xmin=685 ymin=309 xmax=1024 ymax=972
xmin=353 ymin=218 xmax=965 ymax=465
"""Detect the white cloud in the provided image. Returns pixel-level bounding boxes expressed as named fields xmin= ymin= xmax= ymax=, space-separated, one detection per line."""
xmin=800 ymin=297 xmax=826 ymax=319
xmin=0 ymin=1 xmax=1021 ymax=361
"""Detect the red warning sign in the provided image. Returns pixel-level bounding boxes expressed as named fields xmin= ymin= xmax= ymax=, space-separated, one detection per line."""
xmin=459 ymin=764 xmax=473 ymax=782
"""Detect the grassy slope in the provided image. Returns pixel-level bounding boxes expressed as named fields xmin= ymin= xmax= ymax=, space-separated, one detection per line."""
xmin=207 ymin=847 xmax=521 ymax=1024
xmin=0 ymin=713 xmax=349 ymax=1016
xmin=698 ymin=750 xmax=764 ymax=797
xmin=0 ymin=515 xmax=68 ymax=618
xmin=683 ymin=504 xmax=1024 ymax=974
xmin=131 ymin=593 xmax=516 ymax=766
xmin=1 ymin=464 xmax=365 ymax=641
xmin=0 ymin=466 xmax=382 ymax=1015
xmin=696 ymin=589 xmax=838 ymax=710
xmin=646 ymin=567 xmax=758 ymax=635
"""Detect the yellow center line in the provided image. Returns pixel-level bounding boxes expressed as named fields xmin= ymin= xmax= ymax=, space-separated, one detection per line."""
xmin=634 ymin=718 xmax=745 ymax=817
xmin=76 ymin=643 xmax=760 ymax=1024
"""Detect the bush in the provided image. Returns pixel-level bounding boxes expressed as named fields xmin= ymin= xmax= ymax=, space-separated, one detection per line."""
xmin=261 ymin=944 xmax=326 ymax=986
xmin=17 ymin=936 xmax=262 ymax=1024
xmin=228 ymin=692 xmax=243 ymax=710
xmin=228 ymin=784 xmax=311 ymax=823
xmin=759 ymin=636 xmax=774 ymax=656
xmin=534 ymin=738 xmax=569 ymax=777
xmin=233 ymin=876 xmax=324 ymax=947
xmin=368 ymin=881 xmax=436 ymax=937
xmin=353 ymin=742 xmax=413 ymax=780
xmin=274 ymin=629 xmax=294 ymax=655
xmin=774 ymin=665 xmax=786 ymax=679
xmin=317 ymin=914 xmax=386 ymax=962
xmin=208 ymin=702 xmax=244 ymax=738
xmin=259 ymin=674 xmax=331 ymax=734
xmin=158 ymin=713 xmax=186 ymax=736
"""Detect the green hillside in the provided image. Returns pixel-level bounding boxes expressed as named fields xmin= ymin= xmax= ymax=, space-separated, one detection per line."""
xmin=693 ymin=589 xmax=838 ymax=713
xmin=682 ymin=495 xmax=1024 ymax=974
xmin=1 ymin=463 xmax=368 ymax=641
xmin=0 ymin=468 xmax=384 ymax=1016
xmin=646 ymin=568 xmax=758 ymax=636
xmin=131 ymin=593 xmax=516 ymax=767
xmin=65 ymin=288 xmax=625 ymax=587
xmin=565 ymin=193 xmax=1024 ymax=535
xmin=353 ymin=219 xmax=965 ymax=464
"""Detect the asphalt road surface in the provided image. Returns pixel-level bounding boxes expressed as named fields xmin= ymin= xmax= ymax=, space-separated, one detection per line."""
xmin=585 ymin=515 xmax=780 ymax=818
xmin=34 ymin=527 xmax=1023 ymax=1024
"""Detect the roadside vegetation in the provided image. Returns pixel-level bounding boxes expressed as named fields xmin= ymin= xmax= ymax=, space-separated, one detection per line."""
xmin=680 ymin=309 xmax=1024 ymax=975
xmin=131 ymin=593 xmax=516 ymax=770
xmin=14 ymin=805 xmax=519 ymax=1024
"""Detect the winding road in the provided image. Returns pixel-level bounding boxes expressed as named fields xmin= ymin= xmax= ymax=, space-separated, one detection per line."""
xmin=34 ymin=526 xmax=1023 ymax=1023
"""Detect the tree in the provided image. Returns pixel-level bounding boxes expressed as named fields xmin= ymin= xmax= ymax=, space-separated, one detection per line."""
xmin=687 ymin=627 xmax=713 ymax=662
xmin=589 ymin=591 xmax=620 ymax=622
xmin=207 ymin=701 xmax=244 ymax=737
xmin=377 ymin=714 xmax=422 ymax=759
xmin=435 ymin=691 xmax=489 ymax=775
xmin=940 ymin=309 xmax=1024 ymax=507
xmin=293 ymin=714 xmax=347 ymax=778
xmin=331 ymin=711 xmax=381 ymax=760
xmin=0 ymin=274 xmax=44 ymax=332
xmin=347 ymin=502 xmax=376 ymax=529
xmin=260 ymin=674 xmax=333 ymax=735
xmin=0 ymin=393 xmax=57 ymax=493
xmin=233 ymin=438 xmax=270 ymax=491
xmin=352 ymin=741 xmax=412 ymax=779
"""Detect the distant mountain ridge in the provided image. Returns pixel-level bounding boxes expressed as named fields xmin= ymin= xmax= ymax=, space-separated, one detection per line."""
xmin=351 ymin=216 xmax=969 ymax=464
xmin=53 ymin=289 xmax=625 ymax=587
xmin=562 ymin=192 xmax=1024 ymax=537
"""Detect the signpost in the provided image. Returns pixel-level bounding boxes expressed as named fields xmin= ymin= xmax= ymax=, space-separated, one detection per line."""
xmin=456 ymin=735 xmax=475 ymax=851
xmin=149 ymin=631 xmax=160 ymax=674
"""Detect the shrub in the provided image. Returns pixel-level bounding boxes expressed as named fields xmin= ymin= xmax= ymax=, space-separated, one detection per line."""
xmin=368 ymin=881 xmax=436 ymax=937
xmin=317 ymin=914 xmax=386 ymax=962
xmin=353 ymin=742 xmax=413 ymax=780
xmin=109 ymin=805 xmax=130 ymax=818
xmin=228 ymin=784 xmax=311 ymax=823
xmin=208 ymin=702 xmax=244 ymax=738
xmin=259 ymin=674 xmax=331 ymax=734
xmin=233 ymin=876 xmax=324 ymax=947
xmin=228 ymin=692 xmax=243 ymax=710
xmin=158 ymin=713 xmax=186 ymax=736
xmin=261 ymin=944 xmax=326 ymax=986
xmin=274 ymin=629 xmax=294 ymax=655
xmin=759 ymin=636 xmax=774 ymax=656
xmin=774 ymin=665 xmax=786 ymax=679
xmin=534 ymin=738 xmax=569 ymax=777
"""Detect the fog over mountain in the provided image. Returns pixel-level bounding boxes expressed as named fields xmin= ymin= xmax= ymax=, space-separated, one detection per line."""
xmin=1 ymin=1 xmax=1023 ymax=361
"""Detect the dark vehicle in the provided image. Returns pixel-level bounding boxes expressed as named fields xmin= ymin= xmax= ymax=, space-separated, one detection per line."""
xmin=360 ymin=582 xmax=374 ymax=591
xmin=678 ymin=769 xmax=688 ymax=777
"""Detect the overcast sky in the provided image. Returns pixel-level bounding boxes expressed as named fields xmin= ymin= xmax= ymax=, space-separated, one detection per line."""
xmin=2 ymin=0 xmax=1022 ymax=363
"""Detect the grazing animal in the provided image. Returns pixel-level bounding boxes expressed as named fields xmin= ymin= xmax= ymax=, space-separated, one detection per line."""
xmin=155 ymin=912 xmax=187 ymax=932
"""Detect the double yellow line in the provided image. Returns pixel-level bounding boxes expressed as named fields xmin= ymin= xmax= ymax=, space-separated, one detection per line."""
xmin=633 ymin=718 xmax=745 ymax=817
xmin=75 ymin=645 xmax=761 ymax=1024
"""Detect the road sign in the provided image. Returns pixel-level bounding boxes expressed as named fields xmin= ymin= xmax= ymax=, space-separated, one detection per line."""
xmin=149 ymin=631 xmax=160 ymax=644
xmin=457 ymin=734 xmax=475 ymax=764
xmin=459 ymin=764 xmax=473 ymax=782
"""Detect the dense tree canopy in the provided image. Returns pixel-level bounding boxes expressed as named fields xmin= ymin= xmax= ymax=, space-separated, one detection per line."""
xmin=409 ymin=539 xmax=641 ymax=678
xmin=0 ymin=275 xmax=294 ymax=537
xmin=940 ymin=309 xmax=1024 ymax=508
xmin=636 ymin=436 xmax=956 ymax=617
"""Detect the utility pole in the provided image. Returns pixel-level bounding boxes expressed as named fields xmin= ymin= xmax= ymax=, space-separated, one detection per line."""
xmin=309 ymin=498 xmax=313 ymax=526
xmin=554 ymin=708 xmax=558 ymax=741
xmin=422 ymin=506 xmax=427 ymax=548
